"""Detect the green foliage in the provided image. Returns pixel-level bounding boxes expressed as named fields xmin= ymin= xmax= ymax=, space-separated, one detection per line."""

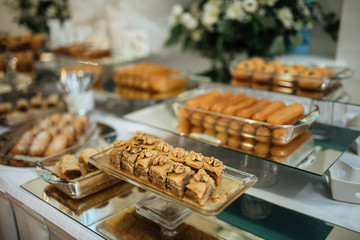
xmin=4 ymin=0 xmax=70 ymax=33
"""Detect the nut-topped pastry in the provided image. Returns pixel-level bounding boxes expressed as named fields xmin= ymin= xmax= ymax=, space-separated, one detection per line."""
xmin=134 ymin=149 xmax=158 ymax=181
xmin=155 ymin=141 xmax=173 ymax=156
xmin=185 ymin=169 xmax=215 ymax=206
xmin=166 ymin=162 xmax=193 ymax=197
xmin=203 ymin=157 xmax=224 ymax=186
xmin=129 ymin=131 xmax=158 ymax=150
xmin=169 ymin=147 xmax=188 ymax=163
xmin=121 ymin=145 xmax=142 ymax=174
xmin=185 ymin=151 xmax=204 ymax=171
xmin=109 ymin=140 xmax=128 ymax=169
xmin=149 ymin=155 xmax=173 ymax=189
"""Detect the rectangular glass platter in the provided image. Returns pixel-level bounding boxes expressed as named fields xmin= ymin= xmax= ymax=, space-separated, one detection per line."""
xmin=0 ymin=114 xmax=98 ymax=167
xmin=89 ymin=147 xmax=258 ymax=216
xmin=35 ymin=132 xmax=118 ymax=198
xmin=123 ymin=87 xmax=360 ymax=175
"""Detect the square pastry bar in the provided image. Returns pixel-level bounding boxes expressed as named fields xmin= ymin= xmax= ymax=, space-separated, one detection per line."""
xmin=89 ymin=131 xmax=257 ymax=215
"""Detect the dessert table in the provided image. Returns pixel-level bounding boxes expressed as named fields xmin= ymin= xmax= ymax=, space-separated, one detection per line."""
xmin=1 ymin=109 xmax=360 ymax=239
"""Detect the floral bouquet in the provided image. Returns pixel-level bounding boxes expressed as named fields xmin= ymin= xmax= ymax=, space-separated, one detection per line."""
xmin=5 ymin=0 xmax=70 ymax=34
xmin=166 ymin=0 xmax=338 ymax=82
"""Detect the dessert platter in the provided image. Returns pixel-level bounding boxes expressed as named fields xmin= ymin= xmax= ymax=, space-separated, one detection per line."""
xmin=89 ymin=131 xmax=258 ymax=215
xmin=230 ymin=57 xmax=352 ymax=100
xmin=173 ymin=89 xmax=318 ymax=166
xmin=0 ymin=112 xmax=97 ymax=167
xmin=111 ymin=62 xmax=188 ymax=100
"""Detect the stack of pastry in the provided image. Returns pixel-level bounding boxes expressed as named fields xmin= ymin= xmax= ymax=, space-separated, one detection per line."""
xmin=109 ymin=131 xmax=224 ymax=206
xmin=231 ymin=57 xmax=336 ymax=98
xmin=176 ymin=91 xmax=313 ymax=162
xmin=113 ymin=62 xmax=187 ymax=99
xmin=0 ymin=33 xmax=47 ymax=73
xmin=9 ymin=112 xmax=90 ymax=158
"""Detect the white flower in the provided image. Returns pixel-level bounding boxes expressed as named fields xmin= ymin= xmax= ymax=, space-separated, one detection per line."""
xmin=226 ymin=1 xmax=247 ymax=22
xmin=277 ymin=7 xmax=294 ymax=29
xmin=243 ymin=0 xmax=258 ymax=13
xmin=181 ymin=13 xmax=198 ymax=30
xmin=191 ymin=29 xmax=203 ymax=42
xmin=169 ymin=4 xmax=183 ymax=26
xmin=171 ymin=4 xmax=183 ymax=17
xmin=201 ymin=1 xmax=221 ymax=27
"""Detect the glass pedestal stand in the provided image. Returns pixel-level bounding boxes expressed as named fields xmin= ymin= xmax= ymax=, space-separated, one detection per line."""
xmin=136 ymin=194 xmax=193 ymax=237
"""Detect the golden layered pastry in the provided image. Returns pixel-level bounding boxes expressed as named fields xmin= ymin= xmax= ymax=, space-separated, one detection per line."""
xmin=113 ymin=62 xmax=187 ymax=99
xmin=108 ymin=131 xmax=225 ymax=205
xmin=177 ymin=91 xmax=306 ymax=144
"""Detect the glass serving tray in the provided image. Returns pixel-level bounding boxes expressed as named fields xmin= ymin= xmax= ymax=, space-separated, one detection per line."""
xmin=230 ymin=59 xmax=353 ymax=99
xmin=0 ymin=114 xmax=97 ymax=167
xmin=36 ymin=132 xmax=119 ymax=199
xmin=88 ymin=147 xmax=258 ymax=216
xmin=173 ymin=89 xmax=319 ymax=145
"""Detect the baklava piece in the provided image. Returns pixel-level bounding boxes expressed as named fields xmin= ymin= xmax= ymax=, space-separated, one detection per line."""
xmin=166 ymin=162 xmax=192 ymax=197
xmin=47 ymin=94 xmax=59 ymax=107
xmin=43 ymin=134 xmax=68 ymax=156
xmin=109 ymin=140 xmax=127 ymax=169
xmin=61 ymin=125 xmax=76 ymax=145
xmin=134 ymin=149 xmax=158 ymax=181
xmin=155 ymin=141 xmax=173 ymax=156
xmin=0 ymin=102 xmax=12 ymax=115
xmin=121 ymin=145 xmax=142 ymax=174
xmin=149 ymin=155 xmax=173 ymax=189
xmin=49 ymin=112 xmax=62 ymax=124
xmin=9 ymin=130 xmax=34 ymax=155
xmin=169 ymin=147 xmax=188 ymax=163
xmin=202 ymin=156 xmax=224 ymax=186
xmin=60 ymin=154 xmax=83 ymax=180
xmin=16 ymin=98 xmax=29 ymax=112
xmin=78 ymin=148 xmax=99 ymax=171
xmin=130 ymin=131 xmax=158 ymax=150
xmin=185 ymin=169 xmax=215 ymax=206
xmin=28 ymin=130 xmax=52 ymax=156
xmin=30 ymin=95 xmax=43 ymax=109
xmin=185 ymin=151 xmax=204 ymax=171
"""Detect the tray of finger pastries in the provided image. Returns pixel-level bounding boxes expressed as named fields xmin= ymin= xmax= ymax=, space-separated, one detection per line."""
xmin=0 ymin=112 xmax=96 ymax=167
xmin=112 ymin=62 xmax=187 ymax=100
xmin=36 ymin=132 xmax=121 ymax=198
xmin=230 ymin=57 xmax=352 ymax=99
xmin=0 ymin=92 xmax=66 ymax=127
xmin=89 ymin=131 xmax=258 ymax=215
xmin=173 ymin=89 xmax=319 ymax=145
